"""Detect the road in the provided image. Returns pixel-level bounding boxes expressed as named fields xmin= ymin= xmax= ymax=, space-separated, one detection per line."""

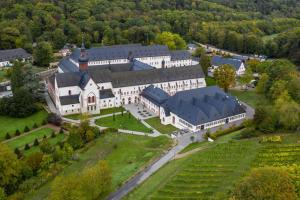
xmin=106 ymin=101 xmax=254 ymax=200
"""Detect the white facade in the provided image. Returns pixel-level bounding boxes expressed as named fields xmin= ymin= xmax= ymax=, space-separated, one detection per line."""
xmin=210 ymin=62 xmax=246 ymax=76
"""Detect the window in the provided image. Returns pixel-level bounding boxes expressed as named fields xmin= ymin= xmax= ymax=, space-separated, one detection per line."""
xmin=88 ymin=96 xmax=91 ymax=103
xmin=68 ymin=90 xmax=71 ymax=95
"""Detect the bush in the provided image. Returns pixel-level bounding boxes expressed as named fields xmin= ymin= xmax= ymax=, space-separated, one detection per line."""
xmin=235 ymin=127 xmax=261 ymax=139
xmin=102 ymin=128 xmax=118 ymax=134
xmin=47 ymin=113 xmax=62 ymax=126
xmin=59 ymin=128 xmax=64 ymax=134
xmin=24 ymin=144 xmax=30 ymax=150
xmin=33 ymin=123 xmax=38 ymax=129
xmin=42 ymin=119 xmax=47 ymax=125
xmin=24 ymin=126 xmax=30 ymax=133
xmin=14 ymin=148 xmax=22 ymax=159
xmin=26 ymin=152 xmax=44 ymax=175
xmin=40 ymin=139 xmax=54 ymax=154
xmin=43 ymin=135 xmax=47 ymax=139
xmin=210 ymin=124 xmax=246 ymax=140
xmin=15 ymin=129 xmax=21 ymax=136
xmin=34 ymin=139 xmax=39 ymax=146
xmin=5 ymin=133 xmax=11 ymax=140
xmin=51 ymin=131 xmax=56 ymax=138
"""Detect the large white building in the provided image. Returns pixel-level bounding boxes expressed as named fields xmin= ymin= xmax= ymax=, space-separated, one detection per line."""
xmin=47 ymin=43 xmax=206 ymax=116
xmin=209 ymin=55 xmax=246 ymax=76
xmin=141 ymin=85 xmax=246 ymax=131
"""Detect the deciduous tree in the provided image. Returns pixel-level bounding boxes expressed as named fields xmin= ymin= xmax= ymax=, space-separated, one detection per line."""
xmin=213 ymin=64 xmax=236 ymax=92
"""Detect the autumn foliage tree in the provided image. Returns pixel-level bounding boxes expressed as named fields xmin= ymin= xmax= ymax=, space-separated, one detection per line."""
xmin=213 ymin=64 xmax=236 ymax=92
xmin=232 ymin=167 xmax=297 ymax=200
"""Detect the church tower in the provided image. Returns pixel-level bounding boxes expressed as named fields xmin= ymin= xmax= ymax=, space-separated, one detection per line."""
xmin=78 ymin=39 xmax=89 ymax=72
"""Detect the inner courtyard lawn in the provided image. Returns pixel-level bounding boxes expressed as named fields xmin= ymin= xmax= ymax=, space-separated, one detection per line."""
xmin=25 ymin=133 xmax=172 ymax=200
xmin=95 ymin=114 xmax=152 ymax=133
xmin=64 ymin=107 xmax=125 ymax=120
xmin=145 ymin=117 xmax=177 ymax=134
xmin=126 ymin=132 xmax=300 ymax=200
xmin=229 ymin=89 xmax=265 ymax=108
xmin=6 ymin=128 xmax=54 ymax=150
xmin=205 ymin=77 xmax=216 ymax=86
xmin=0 ymin=110 xmax=48 ymax=141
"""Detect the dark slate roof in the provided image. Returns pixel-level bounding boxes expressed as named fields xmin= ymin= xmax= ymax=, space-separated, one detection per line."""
xmin=161 ymin=86 xmax=246 ymax=125
xmin=69 ymin=44 xmax=170 ymax=61
xmin=110 ymin=65 xmax=204 ymax=88
xmin=59 ymin=94 xmax=80 ymax=105
xmin=78 ymin=72 xmax=91 ymax=89
xmin=58 ymin=58 xmax=78 ymax=72
xmin=141 ymin=85 xmax=170 ymax=106
xmin=0 ymin=48 xmax=31 ymax=62
xmin=170 ymin=50 xmax=191 ymax=61
xmin=56 ymin=72 xmax=82 ymax=87
xmin=211 ymin=56 xmax=243 ymax=70
xmin=132 ymin=59 xmax=154 ymax=71
xmin=100 ymin=89 xmax=115 ymax=99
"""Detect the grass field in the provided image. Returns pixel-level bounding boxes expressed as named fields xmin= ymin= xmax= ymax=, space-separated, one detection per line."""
xmin=145 ymin=117 xmax=177 ymax=134
xmin=6 ymin=128 xmax=54 ymax=150
xmin=64 ymin=107 xmax=125 ymax=120
xmin=0 ymin=110 xmax=48 ymax=141
xmin=25 ymin=133 xmax=172 ymax=200
xmin=95 ymin=114 xmax=151 ymax=133
xmin=24 ymin=133 xmax=65 ymax=156
xmin=229 ymin=90 xmax=265 ymax=108
xmin=0 ymin=69 xmax=7 ymax=81
xmin=126 ymin=132 xmax=300 ymax=200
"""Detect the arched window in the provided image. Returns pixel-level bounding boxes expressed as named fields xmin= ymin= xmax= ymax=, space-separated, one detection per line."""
xmin=92 ymin=96 xmax=95 ymax=103
xmin=88 ymin=96 xmax=91 ymax=103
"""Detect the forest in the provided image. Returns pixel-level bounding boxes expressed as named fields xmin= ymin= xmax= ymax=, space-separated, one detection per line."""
xmin=0 ymin=0 xmax=300 ymax=63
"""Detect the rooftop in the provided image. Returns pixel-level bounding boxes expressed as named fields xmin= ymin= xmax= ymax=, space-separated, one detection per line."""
xmin=0 ymin=48 xmax=31 ymax=62
xmin=211 ymin=55 xmax=243 ymax=70
xmin=141 ymin=85 xmax=170 ymax=106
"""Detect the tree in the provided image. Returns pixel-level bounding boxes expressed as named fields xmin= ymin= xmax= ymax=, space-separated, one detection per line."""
xmin=154 ymin=32 xmax=186 ymax=50
xmin=33 ymin=138 xmax=39 ymax=146
xmin=0 ymin=144 xmax=22 ymax=194
xmin=33 ymin=41 xmax=53 ymax=67
xmin=239 ymin=67 xmax=253 ymax=89
xmin=213 ymin=64 xmax=236 ymax=92
xmin=275 ymin=91 xmax=300 ymax=130
xmin=10 ymin=62 xmax=23 ymax=93
xmin=67 ymin=128 xmax=83 ymax=150
xmin=232 ymin=167 xmax=297 ymax=200
xmin=269 ymin=80 xmax=287 ymax=101
xmin=0 ymin=187 xmax=6 ymax=200
xmin=256 ymin=73 xmax=269 ymax=94
xmin=200 ymin=53 xmax=211 ymax=76
xmin=26 ymin=152 xmax=43 ymax=175
xmin=40 ymin=139 xmax=54 ymax=154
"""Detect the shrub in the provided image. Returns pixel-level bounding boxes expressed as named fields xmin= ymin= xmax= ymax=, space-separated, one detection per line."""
xmin=43 ymin=135 xmax=47 ymax=139
xmin=24 ymin=126 xmax=30 ymax=133
xmin=33 ymin=123 xmax=38 ymax=129
xmin=59 ymin=128 xmax=64 ymax=134
xmin=210 ymin=124 xmax=245 ymax=140
xmin=24 ymin=144 xmax=30 ymax=150
xmin=26 ymin=152 xmax=44 ymax=175
xmin=102 ymin=128 xmax=118 ymax=134
xmin=15 ymin=129 xmax=21 ymax=136
xmin=42 ymin=119 xmax=47 ymax=125
xmin=34 ymin=139 xmax=39 ymax=146
xmin=40 ymin=139 xmax=54 ymax=154
xmin=235 ymin=127 xmax=261 ymax=139
xmin=5 ymin=132 xmax=11 ymax=140
xmin=51 ymin=131 xmax=56 ymax=138
xmin=14 ymin=148 xmax=22 ymax=159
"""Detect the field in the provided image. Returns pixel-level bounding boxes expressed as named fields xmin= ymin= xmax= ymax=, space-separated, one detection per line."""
xmin=126 ymin=132 xmax=300 ymax=200
xmin=95 ymin=114 xmax=151 ymax=133
xmin=6 ymin=128 xmax=53 ymax=150
xmin=64 ymin=107 xmax=125 ymax=120
xmin=25 ymin=133 xmax=172 ymax=200
xmin=24 ymin=133 xmax=65 ymax=156
xmin=229 ymin=90 xmax=265 ymax=108
xmin=145 ymin=117 xmax=177 ymax=134
xmin=0 ymin=110 xmax=48 ymax=140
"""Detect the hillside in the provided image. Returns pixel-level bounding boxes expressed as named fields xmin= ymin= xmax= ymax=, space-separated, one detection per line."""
xmin=0 ymin=0 xmax=300 ymax=63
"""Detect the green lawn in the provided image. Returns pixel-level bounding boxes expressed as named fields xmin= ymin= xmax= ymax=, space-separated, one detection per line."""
xmin=64 ymin=107 xmax=125 ymax=120
xmin=145 ymin=117 xmax=177 ymax=134
xmin=205 ymin=77 xmax=216 ymax=86
xmin=126 ymin=133 xmax=300 ymax=200
xmin=0 ymin=110 xmax=48 ymax=141
xmin=0 ymin=69 xmax=7 ymax=81
xmin=25 ymin=133 xmax=172 ymax=200
xmin=229 ymin=89 xmax=265 ymax=108
xmin=95 ymin=114 xmax=152 ymax=133
xmin=24 ymin=133 xmax=65 ymax=156
xmin=6 ymin=128 xmax=54 ymax=150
